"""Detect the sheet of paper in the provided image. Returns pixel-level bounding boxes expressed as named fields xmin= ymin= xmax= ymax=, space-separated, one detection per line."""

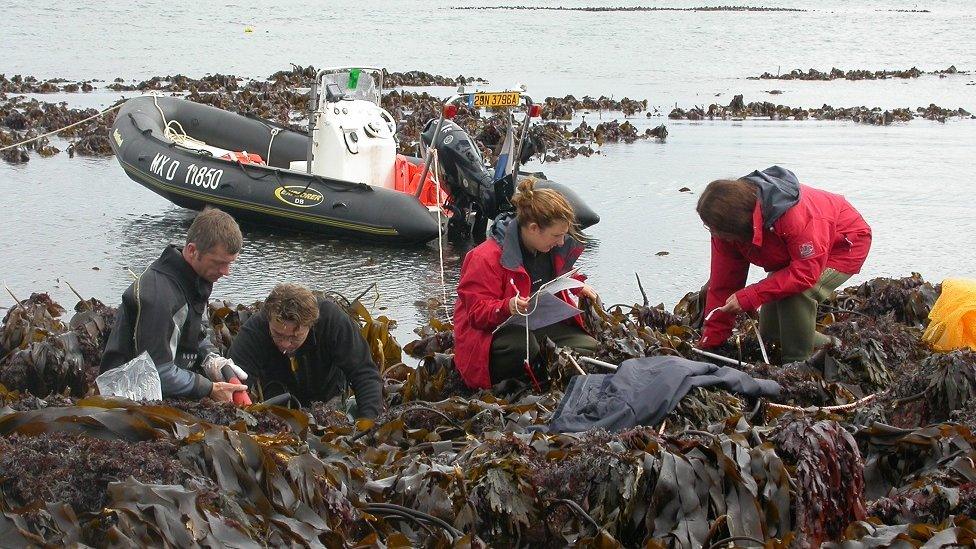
xmin=538 ymin=276 xmax=584 ymax=295
xmin=535 ymin=268 xmax=581 ymax=294
xmin=496 ymin=291 xmax=582 ymax=332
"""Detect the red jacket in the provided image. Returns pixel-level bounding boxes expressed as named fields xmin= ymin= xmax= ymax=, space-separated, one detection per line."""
xmin=453 ymin=215 xmax=586 ymax=389
xmin=701 ymin=182 xmax=871 ymax=347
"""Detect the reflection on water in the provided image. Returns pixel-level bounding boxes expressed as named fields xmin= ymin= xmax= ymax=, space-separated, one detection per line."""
xmin=113 ymin=207 xmax=476 ymax=340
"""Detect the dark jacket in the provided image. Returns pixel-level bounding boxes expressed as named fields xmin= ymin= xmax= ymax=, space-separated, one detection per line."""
xmin=453 ymin=212 xmax=586 ymax=390
xmin=101 ymin=245 xmax=215 ymax=399
xmin=701 ymin=166 xmax=872 ymax=347
xmin=228 ymin=299 xmax=384 ymax=419
xmin=546 ymin=356 xmax=781 ymax=433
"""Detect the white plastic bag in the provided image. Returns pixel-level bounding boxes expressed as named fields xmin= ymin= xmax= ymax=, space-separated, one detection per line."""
xmin=95 ymin=351 xmax=162 ymax=401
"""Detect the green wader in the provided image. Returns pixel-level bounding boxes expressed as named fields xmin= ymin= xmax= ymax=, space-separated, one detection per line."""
xmin=759 ymin=268 xmax=851 ymax=363
xmin=489 ymin=322 xmax=598 ymax=385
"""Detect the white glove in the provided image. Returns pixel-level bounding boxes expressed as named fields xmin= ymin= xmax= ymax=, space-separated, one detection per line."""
xmin=203 ymin=353 xmax=249 ymax=382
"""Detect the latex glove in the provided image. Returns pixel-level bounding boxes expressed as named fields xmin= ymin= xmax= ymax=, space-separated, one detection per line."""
xmin=203 ymin=353 xmax=248 ymax=383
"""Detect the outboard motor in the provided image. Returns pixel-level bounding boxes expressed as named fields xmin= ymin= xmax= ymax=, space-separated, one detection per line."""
xmin=422 ymin=119 xmax=506 ymax=241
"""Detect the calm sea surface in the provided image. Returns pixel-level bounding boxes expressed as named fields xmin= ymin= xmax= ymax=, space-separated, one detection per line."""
xmin=2 ymin=0 xmax=974 ymax=342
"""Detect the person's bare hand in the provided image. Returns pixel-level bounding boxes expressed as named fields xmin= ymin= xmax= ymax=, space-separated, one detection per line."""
xmin=580 ymin=284 xmax=598 ymax=301
xmin=210 ymin=381 xmax=248 ymax=403
xmin=509 ymin=296 xmax=530 ymax=315
xmin=718 ymin=294 xmax=742 ymax=314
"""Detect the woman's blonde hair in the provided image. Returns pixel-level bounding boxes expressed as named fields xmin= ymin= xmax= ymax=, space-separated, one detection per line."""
xmin=510 ymin=178 xmax=578 ymax=236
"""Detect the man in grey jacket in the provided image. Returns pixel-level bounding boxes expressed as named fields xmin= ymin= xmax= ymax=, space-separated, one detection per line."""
xmin=101 ymin=208 xmax=247 ymax=401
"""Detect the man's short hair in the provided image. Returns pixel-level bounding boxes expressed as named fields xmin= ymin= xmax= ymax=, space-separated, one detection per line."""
xmin=186 ymin=208 xmax=243 ymax=254
xmin=264 ymin=284 xmax=320 ymax=327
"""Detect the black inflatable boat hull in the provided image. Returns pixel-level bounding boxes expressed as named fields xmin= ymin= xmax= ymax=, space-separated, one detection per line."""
xmin=111 ymin=96 xmax=441 ymax=244
xmin=110 ymin=96 xmax=598 ymax=243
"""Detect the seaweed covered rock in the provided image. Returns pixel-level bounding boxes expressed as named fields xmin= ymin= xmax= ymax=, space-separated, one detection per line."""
xmin=826 ymin=272 xmax=940 ymax=326
xmin=857 ymin=422 xmax=976 ymax=526
xmin=772 ymin=417 xmax=866 ymax=546
xmin=2 ymin=274 xmax=976 ymax=546
xmin=0 ymin=432 xmax=191 ymax=514
xmin=0 ymin=293 xmax=114 ymax=397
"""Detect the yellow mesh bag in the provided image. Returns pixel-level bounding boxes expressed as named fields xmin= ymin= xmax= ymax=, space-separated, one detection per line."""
xmin=923 ymin=278 xmax=976 ymax=351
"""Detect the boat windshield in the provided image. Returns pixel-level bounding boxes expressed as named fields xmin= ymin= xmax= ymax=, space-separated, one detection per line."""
xmin=321 ymin=68 xmax=382 ymax=105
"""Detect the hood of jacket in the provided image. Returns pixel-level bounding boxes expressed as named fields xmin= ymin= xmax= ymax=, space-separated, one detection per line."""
xmin=742 ymin=165 xmax=801 ymax=228
xmin=490 ymin=212 xmax=581 ymax=273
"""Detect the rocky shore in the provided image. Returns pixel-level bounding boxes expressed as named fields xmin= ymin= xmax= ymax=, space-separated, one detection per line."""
xmin=0 ymin=274 xmax=974 ymax=546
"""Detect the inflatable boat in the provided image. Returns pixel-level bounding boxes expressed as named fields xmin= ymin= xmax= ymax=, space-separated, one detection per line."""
xmin=109 ymin=68 xmax=598 ymax=244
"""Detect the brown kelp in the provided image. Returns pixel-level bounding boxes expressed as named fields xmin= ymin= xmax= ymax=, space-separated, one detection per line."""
xmin=1 ymin=274 xmax=975 ymax=546
xmin=750 ymin=65 xmax=968 ymax=81
xmin=668 ymin=94 xmax=973 ymax=125
xmin=1 ymin=65 xmax=659 ymax=165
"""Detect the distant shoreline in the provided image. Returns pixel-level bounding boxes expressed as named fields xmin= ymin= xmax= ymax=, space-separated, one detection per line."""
xmin=454 ymin=5 xmax=806 ymax=12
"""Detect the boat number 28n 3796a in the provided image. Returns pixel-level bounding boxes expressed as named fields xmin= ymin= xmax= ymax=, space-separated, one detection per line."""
xmin=150 ymin=153 xmax=223 ymax=190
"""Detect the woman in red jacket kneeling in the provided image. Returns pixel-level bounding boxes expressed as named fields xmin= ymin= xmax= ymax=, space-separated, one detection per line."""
xmin=453 ymin=178 xmax=599 ymax=390
xmin=697 ymin=166 xmax=872 ymax=363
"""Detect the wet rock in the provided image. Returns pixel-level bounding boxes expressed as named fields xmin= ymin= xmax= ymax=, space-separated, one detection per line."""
xmin=1 ymin=145 xmax=29 ymax=163
xmin=35 ymin=136 xmax=59 ymax=157
xmin=647 ymin=124 xmax=667 ymax=139
xmin=3 ymin=109 xmax=28 ymax=130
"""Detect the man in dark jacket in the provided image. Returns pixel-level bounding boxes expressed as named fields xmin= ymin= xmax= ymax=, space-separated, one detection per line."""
xmin=101 ymin=208 xmax=247 ymax=401
xmin=228 ymin=283 xmax=384 ymax=420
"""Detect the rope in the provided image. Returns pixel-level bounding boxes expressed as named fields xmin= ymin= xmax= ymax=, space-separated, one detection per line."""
xmin=509 ymin=279 xmax=542 ymax=391
xmin=151 ymin=94 xmax=213 ymax=152
xmin=431 ymin=149 xmax=454 ymax=324
xmin=767 ymin=392 xmax=878 ymax=413
xmin=266 ymin=127 xmax=280 ymax=164
xmin=0 ymin=102 xmax=124 ymax=152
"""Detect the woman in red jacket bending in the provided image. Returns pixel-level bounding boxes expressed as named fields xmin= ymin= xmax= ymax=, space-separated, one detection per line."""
xmin=453 ymin=178 xmax=599 ymax=390
xmin=697 ymin=166 xmax=872 ymax=363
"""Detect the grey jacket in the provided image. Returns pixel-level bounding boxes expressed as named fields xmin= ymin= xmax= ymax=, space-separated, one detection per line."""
xmin=101 ymin=245 xmax=216 ymax=399
xmin=547 ymin=356 xmax=781 ymax=433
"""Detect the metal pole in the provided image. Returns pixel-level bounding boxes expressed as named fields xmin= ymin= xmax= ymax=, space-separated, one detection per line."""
xmin=415 ymin=114 xmax=445 ymax=199
xmin=754 ymin=323 xmax=770 ymax=364
xmin=306 ymin=76 xmax=318 ymax=175
xmin=579 ymin=356 xmax=618 ymax=371
xmin=510 ymin=95 xmax=533 ymax=182
xmin=689 ymin=347 xmax=743 ymax=367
